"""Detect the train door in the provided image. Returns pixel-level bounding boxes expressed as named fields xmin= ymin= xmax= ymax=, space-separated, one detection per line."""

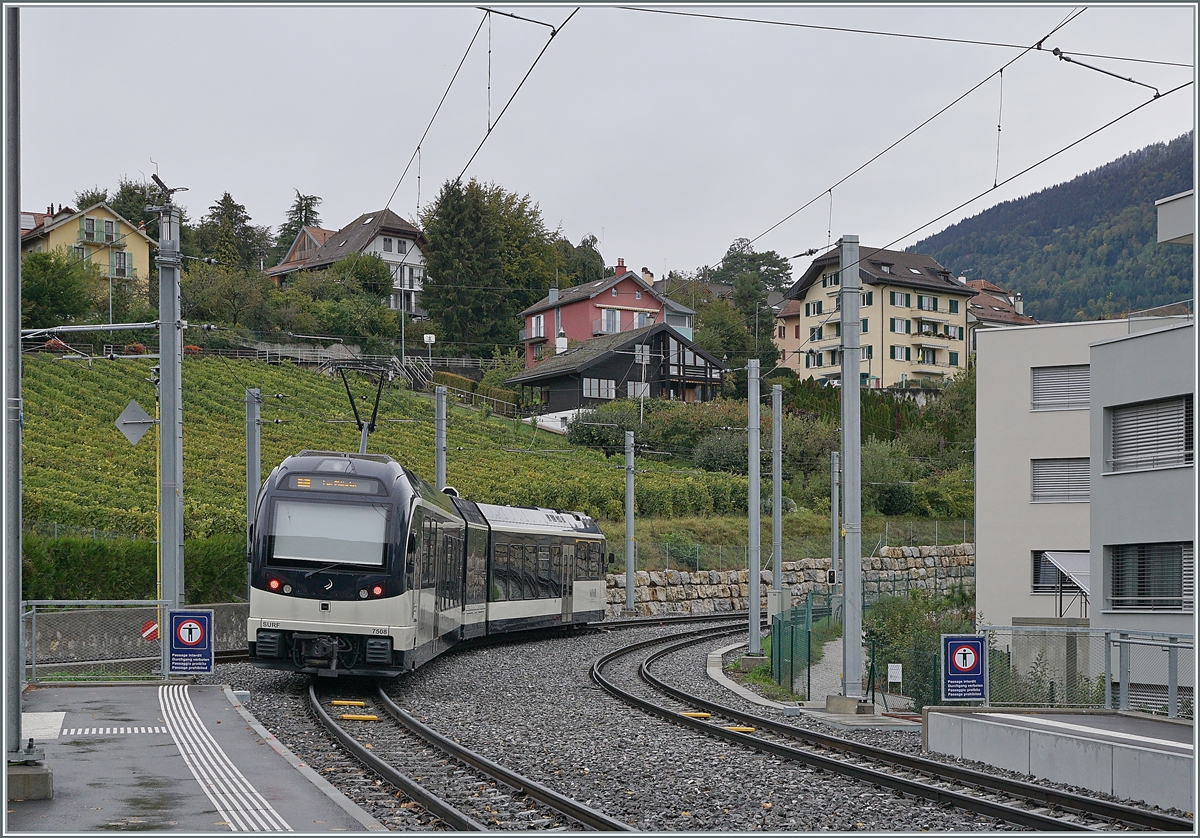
xmin=418 ymin=517 xmax=437 ymax=648
xmin=560 ymin=542 xmax=574 ymax=619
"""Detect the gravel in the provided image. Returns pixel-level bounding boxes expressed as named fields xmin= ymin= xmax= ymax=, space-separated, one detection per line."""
xmin=200 ymin=624 xmax=1028 ymax=831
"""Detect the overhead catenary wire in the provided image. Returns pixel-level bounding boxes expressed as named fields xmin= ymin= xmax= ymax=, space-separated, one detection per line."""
xmin=741 ymin=7 xmax=1088 ymax=253
xmin=458 ymin=7 xmax=579 ymax=180
xmin=616 ymin=6 xmax=1192 ymax=68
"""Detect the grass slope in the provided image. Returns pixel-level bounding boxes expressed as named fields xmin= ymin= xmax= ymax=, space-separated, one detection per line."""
xmin=22 ymin=355 xmax=748 ymax=538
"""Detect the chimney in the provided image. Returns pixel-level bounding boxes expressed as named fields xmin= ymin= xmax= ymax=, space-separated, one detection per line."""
xmin=46 ymin=204 xmax=52 ymax=215
xmin=555 ymin=330 xmax=568 ymax=354
xmin=641 ymin=267 xmax=654 ymax=283
xmin=615 ymin=257 xmax=625 ymax=274
xmin=1014 ymin=292 xmax=1024 ymax=315
xmin=957 ymin=275 xmax=968 ymax=285
xmin=548 ymin=286 xmax=559 ymax=304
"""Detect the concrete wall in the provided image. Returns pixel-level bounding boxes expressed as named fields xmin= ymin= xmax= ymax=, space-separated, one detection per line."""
xmin=1089 ymin=322 xmax=1194 ymax=637
xmin=976 ymin=320 xmax=1129 ymax=628
xmin=927 ymin=709 xmax=1194 ymax=812
xmin=604 ymin=544 xmax=974 ymax=617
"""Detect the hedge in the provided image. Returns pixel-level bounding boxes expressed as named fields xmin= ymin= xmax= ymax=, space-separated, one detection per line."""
xmin=22 ymin=533 xmax=247 ymax=603
xmin=432 ymin=371 xmax=477 ymax=392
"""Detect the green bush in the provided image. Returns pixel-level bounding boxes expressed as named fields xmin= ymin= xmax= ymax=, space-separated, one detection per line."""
xmin=432 ymin=371 xmax=477 ymax=392
xmin=864 ymin=588 xmax=974 ymax=711
xmin=476 ymin=384 xmax=518 ymax=406
xmin=22 ymin=533 xmax=246 ymax=603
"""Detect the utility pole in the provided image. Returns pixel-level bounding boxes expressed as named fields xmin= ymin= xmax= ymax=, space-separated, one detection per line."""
xmin=747 ymin=359 xmax=761 ymax=655
xmin=769 ymin=383 xmax=783 ymax=616
xmin=839 ymin=235 xmax=863 ymax=699
xmin=435 ymin=386 xmax=446 ymax=491
xmin=624 ymin=431 xmax=635 ymax=613
xmin=245 ymin=389 xmax=260 ymax=602
xmin=150 ymin=176 xmax=185 ymax=675
xmin=5 ymin=5 xmax=35 ymax=768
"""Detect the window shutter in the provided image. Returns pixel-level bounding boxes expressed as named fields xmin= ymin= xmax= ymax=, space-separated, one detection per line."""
xmin=1031 ymin=364 xmax=1089 ymax=410
xmin=1184 ymin=543 xmax=1194 ymax=611
xmin=1111 ymin=396 xmax=1193 ymax=470
xmin=1031 ymin=458 xmax=1089 ymax=502
xmin=861 ymin=318 xmax=868 ymax=333
xmin=904 ymin=319 xmax=911 ymax=334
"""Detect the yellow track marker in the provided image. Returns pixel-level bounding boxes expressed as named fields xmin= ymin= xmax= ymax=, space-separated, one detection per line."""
xmin=725 ymin=726 xmax=756 ymax=733
xmin=339 ymin=714 xmax=378 ymax=721
xmin=332 ymin=700 xmax=367 ymax=707
xmin=680 ymin=712 xmax=711 ymax=718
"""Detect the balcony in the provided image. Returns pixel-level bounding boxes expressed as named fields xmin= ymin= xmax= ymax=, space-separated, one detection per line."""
xmin=911 ymin=334 xmax=948 ymax=349
xmin=593 ymin=318 xmax=619 ymax=336
xmin=102 ymin=264 xmax=137 ymax=281
xmin=519 ymin=327 xmax=547 ymax=343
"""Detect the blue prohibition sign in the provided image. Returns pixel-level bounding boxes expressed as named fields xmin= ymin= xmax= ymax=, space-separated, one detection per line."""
xmin=941 ymin=634 xmax=985 ymax=702
xmin=169 ymin=610 xmax=214 ymax=675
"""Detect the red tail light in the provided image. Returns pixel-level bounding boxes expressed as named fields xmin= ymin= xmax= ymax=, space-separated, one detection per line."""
xmin=371 ymin=584 xmax=384 ymax=597
xmin=267 ymin=578 xmax=281 ymax=591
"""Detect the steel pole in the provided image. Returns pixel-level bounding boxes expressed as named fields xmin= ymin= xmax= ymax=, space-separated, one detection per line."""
xmin=435 ymin=386 xmax=446 ymax=491
xmin=245 ymin=389 xmax=260 ymax=602
xmin=5 ymin=4 xmax=23 ymax=759
xmin=839 ymin=235 xmax=863 ymax=698
xmin=157 ymin=204 xmax=184 ymax=652
xmin=748 ymin=359 xmax=761 ymax=655
xmin=772 ymin=384 xmax=782 ymax=596
xmin=624 ymin=431 xmax=635 ymax=612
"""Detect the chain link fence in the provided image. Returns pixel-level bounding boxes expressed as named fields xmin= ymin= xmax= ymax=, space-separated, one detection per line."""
xmin=22 ymin=601 xmax=168 ymax=681
xmin=982 ymin=626 xmax=1194 ymax=719
xmin=770 ymin=592 xmax=838 ymax=701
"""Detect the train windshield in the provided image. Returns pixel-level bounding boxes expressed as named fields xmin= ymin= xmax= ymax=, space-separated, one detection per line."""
xmin=269 ymin=499 xmax=390 ymax=566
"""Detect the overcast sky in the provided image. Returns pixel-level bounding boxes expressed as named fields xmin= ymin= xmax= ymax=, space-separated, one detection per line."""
xmin=18 ymin=3 xmax=1196 ymax=279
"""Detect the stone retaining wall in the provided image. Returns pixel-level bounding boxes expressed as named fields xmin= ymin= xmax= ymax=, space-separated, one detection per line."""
xmin=604 ymin=543 xmax=974 ymax=617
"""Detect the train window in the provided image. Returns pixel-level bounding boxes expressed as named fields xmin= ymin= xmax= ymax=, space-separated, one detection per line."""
xmin=576 ymin=542 xmax=589 ymax=581
xmin=269 ymin=499 xmax=389 ymax=566
xmin=528 ymin=545 xmax=542 ymax=597
xmin=550 ymin=545 xmax=562 ymax=597
xmin=492 ymin=544 xmax=509 ymax=601
xmin=538 ymin=546 xmax=551 ymax=598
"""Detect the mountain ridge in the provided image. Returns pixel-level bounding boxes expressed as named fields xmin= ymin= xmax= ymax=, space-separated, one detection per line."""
xmin=909 ymin=133 xmax=1193 ymax=322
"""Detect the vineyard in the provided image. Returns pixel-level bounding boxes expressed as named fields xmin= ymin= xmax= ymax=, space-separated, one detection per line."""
xmin=21 ymin=355 xmax=748 ymax=539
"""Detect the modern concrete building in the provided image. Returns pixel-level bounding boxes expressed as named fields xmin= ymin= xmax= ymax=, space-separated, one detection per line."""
xmin=1088 ymin=321 xmax=1194 ymax=637
xmin=976 ymin=320 xmax=1133 ymax=627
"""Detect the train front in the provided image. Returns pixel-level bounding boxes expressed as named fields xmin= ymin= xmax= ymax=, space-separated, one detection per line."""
xmin=247 ymin=451 xmax=414 ymax=676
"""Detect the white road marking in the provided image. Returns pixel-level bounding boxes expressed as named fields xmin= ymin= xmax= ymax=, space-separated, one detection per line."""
xmin=19 ymin=712 xmax=65 ymax=740
xmin=160 ymin=685 xmax=292 ymax=832
xmin=987 ymin=713 xmax=1193 ymax=751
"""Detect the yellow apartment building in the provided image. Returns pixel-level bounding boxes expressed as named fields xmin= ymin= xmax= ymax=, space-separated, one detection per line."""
xmin=21 ymin=202 xmax=157 ymax=300
xmin=775 ymin=246 xmax=975 ymax=387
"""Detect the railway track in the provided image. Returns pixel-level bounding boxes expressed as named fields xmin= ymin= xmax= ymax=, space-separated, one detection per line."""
xmin=592 ymin=626 xmax=1195 ymax=832
xmin=307 ymin=679 xmax=633 ymax=831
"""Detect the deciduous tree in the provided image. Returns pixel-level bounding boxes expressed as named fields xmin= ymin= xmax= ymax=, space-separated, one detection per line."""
xmin=21 ymin=248 xmax=102 ymax=328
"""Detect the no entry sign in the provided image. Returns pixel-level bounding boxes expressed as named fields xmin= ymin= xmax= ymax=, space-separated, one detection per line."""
xmin=941 ymin=634 xmax=986 ymax=702
xmin=169 ymin=610 xmax=214 ymax=675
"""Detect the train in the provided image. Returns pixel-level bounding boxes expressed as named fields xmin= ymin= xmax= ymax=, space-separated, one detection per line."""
xmin=246 ymin=450 xmax=610 ymax=677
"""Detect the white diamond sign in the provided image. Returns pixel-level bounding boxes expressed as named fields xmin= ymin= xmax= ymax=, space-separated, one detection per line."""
xmin=116 ymin=400 xmax=157 ymax=446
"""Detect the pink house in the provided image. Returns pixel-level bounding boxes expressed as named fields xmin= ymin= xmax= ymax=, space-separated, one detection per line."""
xmin=519 ymin=258 xmax=694 ymax=367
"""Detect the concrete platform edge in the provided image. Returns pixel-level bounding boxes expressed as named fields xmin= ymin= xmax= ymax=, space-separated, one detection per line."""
xmin=220 ymin=686 xmax=387 ymax=832
xmin=707 ymin=642 xmax=788 ymax=709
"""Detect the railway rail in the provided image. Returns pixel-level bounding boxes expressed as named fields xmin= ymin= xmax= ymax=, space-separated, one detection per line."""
xmin=307 ymin=680 xmax=632 ymax=831
xmin=592 ymin=626 xmax=1195 ymax=833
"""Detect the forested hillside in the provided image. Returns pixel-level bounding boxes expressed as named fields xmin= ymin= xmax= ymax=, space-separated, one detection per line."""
xmin=911 ymin=133 xmax=1193 ymax=322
